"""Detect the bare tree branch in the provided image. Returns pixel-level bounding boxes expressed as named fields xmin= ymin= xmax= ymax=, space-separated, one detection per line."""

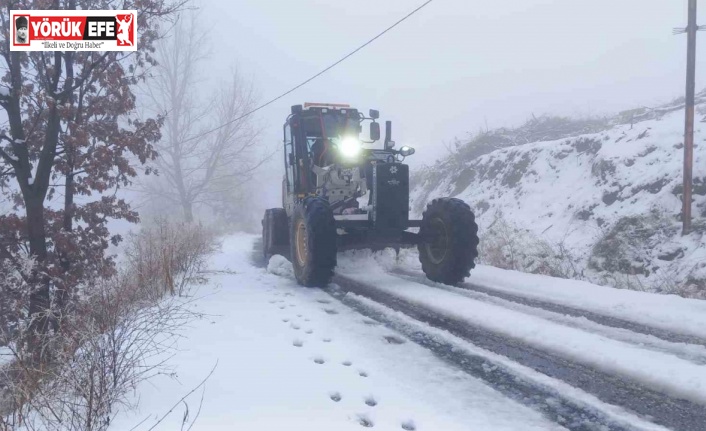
xmin=141 ymin=11 xmax=265 ymax=224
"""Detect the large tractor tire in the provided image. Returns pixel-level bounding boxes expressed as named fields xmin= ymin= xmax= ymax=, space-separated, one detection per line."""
xmin=262 ymin=208 xmax=289 ymax=261
xmin=290 ymin=197 xmax=337 ymax=286
xmin=418 ymin=197 xmax=479 ymax=285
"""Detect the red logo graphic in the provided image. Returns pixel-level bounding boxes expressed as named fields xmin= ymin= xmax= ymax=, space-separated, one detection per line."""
xmin=115 ymin=14 xmax=134 ymax=46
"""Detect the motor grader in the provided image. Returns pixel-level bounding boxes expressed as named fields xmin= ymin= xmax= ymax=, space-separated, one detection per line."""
xmin=262 ymin=103 xmax=479 ymax=286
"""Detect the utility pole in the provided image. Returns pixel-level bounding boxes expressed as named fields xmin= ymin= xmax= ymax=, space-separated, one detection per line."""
xmin=675 ymin=0 xmax=703 ymax=235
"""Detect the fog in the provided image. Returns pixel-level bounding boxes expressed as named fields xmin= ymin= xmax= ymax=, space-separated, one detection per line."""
xmin=4 ymin=2 xmax=701 ymax=230
xmin=5 ymin=1 xmax=695 ymax=229
xmin=186 ymin=0 xmax=704 ymax=218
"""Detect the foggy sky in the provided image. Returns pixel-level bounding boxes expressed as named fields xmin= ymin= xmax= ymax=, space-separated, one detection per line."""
xmin=201 ymin=0 xmax=703 ymax=209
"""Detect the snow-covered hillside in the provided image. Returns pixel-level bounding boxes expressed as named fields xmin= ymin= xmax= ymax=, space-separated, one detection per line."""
xmin=411 ymin=96 xmax=706 ymax=297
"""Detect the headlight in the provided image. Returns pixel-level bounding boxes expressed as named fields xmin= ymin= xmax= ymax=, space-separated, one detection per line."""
xmin=399 ymin=146 xmax=415 ymax=157
xmin=338 ymin=137 xmax=362 ymax=159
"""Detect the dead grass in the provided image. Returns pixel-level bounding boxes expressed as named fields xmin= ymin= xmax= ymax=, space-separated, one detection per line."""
xmin=0 ymin=218 xmax=217 ymax=431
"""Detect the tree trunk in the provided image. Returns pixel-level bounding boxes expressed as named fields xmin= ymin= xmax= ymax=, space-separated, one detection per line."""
xmin=25 ymin=193 xmax=50 ymax=352
xmin=182 ymin=200 xmax=194 ymax=223
xmin=56 ymin=172 xmax=74 ymax=317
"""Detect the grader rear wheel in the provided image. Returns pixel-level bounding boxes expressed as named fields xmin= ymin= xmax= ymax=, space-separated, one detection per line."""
xmin=262 ymin=208 xmax=288 ymax=261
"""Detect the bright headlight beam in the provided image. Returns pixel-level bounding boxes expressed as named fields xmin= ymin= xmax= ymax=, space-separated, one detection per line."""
xmin=399 ymin=146 xmax=415 ymax=156
xmin=339 ymin=137 xmax=362 ymax=158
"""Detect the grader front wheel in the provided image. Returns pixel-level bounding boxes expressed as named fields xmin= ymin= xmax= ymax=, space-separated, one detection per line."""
xmin=418 ymin=198 xmax=479 ymax=285
xmin=290 ymin=197 xmax=337 ymax=287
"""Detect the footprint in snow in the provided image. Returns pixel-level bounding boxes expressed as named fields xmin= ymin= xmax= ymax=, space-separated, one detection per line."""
xmin=293 ymin=339 xmax=303 ymax=347
xmin=357 ymin=414 xmax=374 ymax=428
xmin=304 ymin=318 xmax=310 ymax=322
xmin=364 ymin=396 xmax=377 ymax=407
xmin=291 ymin=323 xmax=301 ymax=330
xmin=317 ymin=299 xmax=331 ymax=304
xmin=401 ymin=420 xmax=416 ymax=430
xmin=362 ymin=319 xmax=379 ymax=326
xmin=305 ymin=329 xmax=313 ymax=334
xmin=282 ymin=318 xmax=289 ymax=323
xmin=313 ymin=356 xmax=325 ymax=364
xmin=342 ymin=360 xmax=352 ymax=367
xmin=323 ymin=308 xmax=338 ymax=315
xmin=329 ymin=391 xmax=342 ymax=402
xmin=358 ymin=370 xmax=368 ymax=378
xmin=384 ymin=335 xmax=406 ymax=345
xmin=297 ymin=314 xmax=302 ymax=317
xmin=279 ymin=306 xmax=286 ymax=310
xmin=322 ymin=338 xmax=332 ymax=343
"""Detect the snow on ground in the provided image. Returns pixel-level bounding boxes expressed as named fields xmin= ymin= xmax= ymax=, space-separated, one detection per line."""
xmin=337 ymin=250 xmax=706 ymax=406
xmin=346 ymin=295 xmax=671 ymax=431
xmin=111 ymin=234 xmax=564 ymax=431
xmin=395 ymin=249 xmax=706 ymax=341
xmin=439 ymin=275 xmax=706 ymax=364
xmin=468 ymin=265 xmax=706 ymax=339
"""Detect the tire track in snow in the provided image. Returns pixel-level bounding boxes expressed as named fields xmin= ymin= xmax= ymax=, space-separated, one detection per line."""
xmin=390 ymin=269 xmax=706 ymax=365
xmin=252 ymin=241 xmax=680 ymax=431
xmin=392 ymin=268 xmax=706 ymax=348
xmin=323 ymin=281 xmax=650 ymax=431
xmin=331 ymin=274 xmax=706 ymax=431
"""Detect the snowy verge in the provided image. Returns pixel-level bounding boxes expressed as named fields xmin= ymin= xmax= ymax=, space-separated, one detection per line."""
xmin=390 ymin=248 xmax=706 ymax=340
xmin=470 ymin=265 xmax=706 ymax=340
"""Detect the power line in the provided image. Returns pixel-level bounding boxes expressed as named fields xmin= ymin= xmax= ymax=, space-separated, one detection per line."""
xmin=182 ymin=0 xmax=434 ymax=144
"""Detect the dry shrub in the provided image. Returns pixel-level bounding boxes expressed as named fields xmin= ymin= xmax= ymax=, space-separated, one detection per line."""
xmin=124 ymin=217 xmax=217 ymax=299
xmin=479 ymin=213 xmax=584 ymax=280
xmin=0 ymin=218 xmax=217 ymax=431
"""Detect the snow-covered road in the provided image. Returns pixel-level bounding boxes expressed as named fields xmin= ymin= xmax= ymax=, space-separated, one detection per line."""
xmin=112 ymin=234 xmax=706 ymax=431
xmin=112 ymin=234 xmax=565 ymax=431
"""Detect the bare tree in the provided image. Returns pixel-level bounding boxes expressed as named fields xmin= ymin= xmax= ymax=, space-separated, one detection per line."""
xmin=1 ymin=218 xmax=216 ymax=430
xmin=144 ymin=12 xmax=263 ymax=223
xmin=0 ymin=0 xmax=183 ymax=355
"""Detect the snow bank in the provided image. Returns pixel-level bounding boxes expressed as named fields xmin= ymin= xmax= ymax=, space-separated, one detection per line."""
xmin=470 ymin=264 xmax=706 ymax=340
xmin=411 ymin=102 xmax=706 ymax=296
